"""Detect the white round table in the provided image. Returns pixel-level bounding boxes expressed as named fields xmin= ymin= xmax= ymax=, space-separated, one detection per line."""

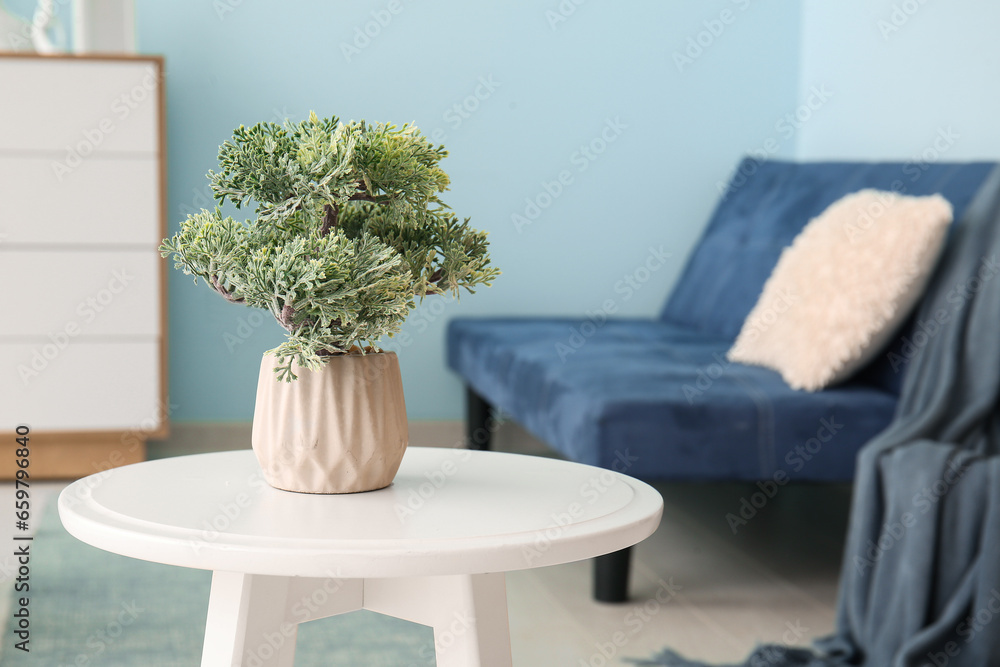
xmin=58 ymin=447 xmax=663 ymax=667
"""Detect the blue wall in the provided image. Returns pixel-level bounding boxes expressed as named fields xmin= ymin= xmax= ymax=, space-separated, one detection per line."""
xmin=796 ymin=0 xmax=1000 ymax=161
xmin=137 ymin=0 xmax=803 ymax=422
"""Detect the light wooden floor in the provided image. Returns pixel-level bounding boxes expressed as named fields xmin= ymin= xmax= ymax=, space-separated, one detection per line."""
xmin=489 ymin=421 xmax=849 ymax=665
xmin=0 ymin=421 xmax=850 ymax=665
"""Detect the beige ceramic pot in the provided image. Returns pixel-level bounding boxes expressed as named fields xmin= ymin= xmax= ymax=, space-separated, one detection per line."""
xmin=251 ymin=351 xmax=408 ymax=494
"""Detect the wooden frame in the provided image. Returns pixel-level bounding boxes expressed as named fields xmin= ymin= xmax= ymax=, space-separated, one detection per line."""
xmin=0 ymin=53 xmax=168 ymax=479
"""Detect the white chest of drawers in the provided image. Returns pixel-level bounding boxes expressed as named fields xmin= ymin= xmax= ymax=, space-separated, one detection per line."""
xmin=0 ymin=54 xmax=167 ymax=477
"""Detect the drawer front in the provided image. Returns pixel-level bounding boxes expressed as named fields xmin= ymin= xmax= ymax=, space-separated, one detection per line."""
xmin=0 ymin=58 xmax=160 ymax=154
xmin=0 ymin=341 xmax=161 ymax=431
xmin=0 ymin=251 xmax=160 ymax=336
xmin=0 ymin=155 xmax=160 ymax=246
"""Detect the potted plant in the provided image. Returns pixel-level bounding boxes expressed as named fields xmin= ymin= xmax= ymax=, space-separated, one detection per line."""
xmin=161 ymin=112 xmax=498 ymax=493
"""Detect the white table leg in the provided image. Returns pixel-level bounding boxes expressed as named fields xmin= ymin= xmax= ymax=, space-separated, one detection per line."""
xmin=364 ymin=572 xmax=512 ymax=667
xmin=200 ymin=572 xmax=299 ymax=667
xmin=200 ymin=570 xmax=509 ymax=666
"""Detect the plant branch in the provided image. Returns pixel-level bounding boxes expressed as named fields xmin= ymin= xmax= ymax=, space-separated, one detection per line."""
xmin=320 ymin=203 xmax=339 ymax=237
xmin=349 ymin=181 xmax=391 ymax=204
xmin=210 ymin=275 xmax=245 ymax=304
xmin=278 ymin=304 xmax=296 ymax=331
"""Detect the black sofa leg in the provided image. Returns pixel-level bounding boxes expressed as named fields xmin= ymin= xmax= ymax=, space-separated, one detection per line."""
xmin=594 ymin=546 xmax=632 ymax=603
xmin=466 ymin=386 xmax=493 ymax=451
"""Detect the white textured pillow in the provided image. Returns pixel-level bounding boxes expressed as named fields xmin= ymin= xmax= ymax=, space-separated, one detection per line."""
xmin=727 ymin=189 xmax=953 ymax=391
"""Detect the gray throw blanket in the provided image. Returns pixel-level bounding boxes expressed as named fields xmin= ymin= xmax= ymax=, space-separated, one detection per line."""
xmin=633 ymin=166 xmax=1000 ymax=667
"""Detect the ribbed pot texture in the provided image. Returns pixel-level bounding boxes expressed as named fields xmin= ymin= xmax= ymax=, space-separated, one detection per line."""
xmin=251 ymin=351 xmax=408 ymax=494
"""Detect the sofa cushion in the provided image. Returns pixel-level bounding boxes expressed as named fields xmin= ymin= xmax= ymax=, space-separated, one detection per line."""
xmin=447 ymin=318 xmax=897 ymax=481
xmin=660 ymin=160 xmax=995 ymax=342
xmin=728 ymin=190 xmax=954 ymax=391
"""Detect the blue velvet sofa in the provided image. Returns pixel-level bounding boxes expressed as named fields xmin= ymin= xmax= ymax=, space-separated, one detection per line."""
xmin=446 ymin=158 xmax=996 ymax=601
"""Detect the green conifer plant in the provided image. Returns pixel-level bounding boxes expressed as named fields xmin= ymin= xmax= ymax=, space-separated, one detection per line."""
xmin=161 ymin=112 xmax=499 ymax=381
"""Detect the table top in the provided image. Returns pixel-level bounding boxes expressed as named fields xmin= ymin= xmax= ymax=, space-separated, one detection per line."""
xmin=58 ymin=448 xmax=663 ymax=578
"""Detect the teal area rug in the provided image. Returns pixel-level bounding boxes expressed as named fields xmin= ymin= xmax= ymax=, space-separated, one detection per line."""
xmin=3 ymin=500 xmax=434 ymax=666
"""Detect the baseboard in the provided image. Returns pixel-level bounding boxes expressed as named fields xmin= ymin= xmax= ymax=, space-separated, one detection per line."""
xmin=0 ymin=432 xmax=146 ymax=480
xmin=148 ymin=419 xmax=558 ymax=457
xmin=146 ymin=422 xmax=253 ymax=459
xmin=148 ymin=420 xmax=472 ymax=459
xmin=0 ymin=419 xmax=558 ymax=476
xmin=147 ymin=418 xmax=558 ymax=460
